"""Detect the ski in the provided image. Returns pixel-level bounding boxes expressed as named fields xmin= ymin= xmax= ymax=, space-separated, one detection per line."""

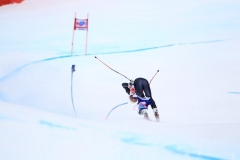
xmin=143 ymin=117 xmax=159 ymax=122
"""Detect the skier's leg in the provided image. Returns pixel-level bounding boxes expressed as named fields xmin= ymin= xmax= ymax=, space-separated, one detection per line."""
xmin=141 ymin=79 xmax=152 ymax=98
xmin=138 ymin=103 xmax=149 ymax=120
xmin=151 ymin=99 xmax=159 ymax=120
xmin=150 ymin=99 xmax=157 ymax=109
xmin=141 ymin=80 xmax=160 ymax=120
xmin=134 ymin=78 xmax=145 ymax=97
xmin=135 ymin=78 xmax=159 ymax=120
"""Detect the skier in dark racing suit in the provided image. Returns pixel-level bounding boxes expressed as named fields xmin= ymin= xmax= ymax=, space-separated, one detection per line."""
xmin=122 ymin=77 xmax=159 ymax=120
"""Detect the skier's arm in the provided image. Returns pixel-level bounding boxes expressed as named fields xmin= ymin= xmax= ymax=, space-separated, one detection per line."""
xmin=122 ymin=83 xmax=130 ymax=95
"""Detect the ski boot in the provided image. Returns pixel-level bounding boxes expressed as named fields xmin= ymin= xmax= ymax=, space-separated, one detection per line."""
xmin=144 ymin=112 xmax=149 ymax=120
xmin=153 ymin=108 xmax=159 ymax=121
xmin=139 ymin=109 xmax=149 ymax=120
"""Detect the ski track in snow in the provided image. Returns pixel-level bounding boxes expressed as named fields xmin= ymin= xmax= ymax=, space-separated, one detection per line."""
xmin=1 ymin=1 xmax=240 ymax=159
xmin=228 ymin=92 xmax=240 ymax=94
xmin=0 ymin=39 xmax=227 ymax=83
xmin=0 ymin=38 xmax=238 ymax=160
xmin=1 ymin=38 xmax=238 ymax=106
xmin=0 ymin=54 xmax=77 ymax=82
xmin=163 ymin=145 xmax=223 ymax=160
xmin=0 ymin=113 xmax=223 ymax=160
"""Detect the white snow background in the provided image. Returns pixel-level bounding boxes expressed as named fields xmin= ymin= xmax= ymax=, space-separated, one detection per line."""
xmin=1 ymin=0 xmax=240 ymax=159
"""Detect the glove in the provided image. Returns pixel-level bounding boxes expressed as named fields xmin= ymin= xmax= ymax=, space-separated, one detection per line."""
xmin=130 ymin=80 xmax=134 ymax=85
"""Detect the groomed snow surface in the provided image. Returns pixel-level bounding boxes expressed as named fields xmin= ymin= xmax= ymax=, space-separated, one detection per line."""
xmin=1 ymin=0 xmax=240 ymax=159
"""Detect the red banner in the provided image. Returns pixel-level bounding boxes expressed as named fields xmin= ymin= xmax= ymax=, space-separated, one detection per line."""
xmin=0 ymin=0 xmax=23 ymax=6
xmin=74 ymin=19 xmax=88 ymax=30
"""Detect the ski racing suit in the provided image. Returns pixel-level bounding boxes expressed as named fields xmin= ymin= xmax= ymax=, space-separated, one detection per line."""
xmin=122 ymin=77 xmax=157 ymax=114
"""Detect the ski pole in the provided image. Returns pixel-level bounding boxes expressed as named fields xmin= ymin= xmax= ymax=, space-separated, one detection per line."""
xmin=95 ymin=56 xmax=131 ymax=81
xmin=105 ymin=102 xmax=128 ymax=120
xmin=149 ymin=70 xmax=159 ymax=84
xmin=71 ymin=65 xmax=77 ymax=117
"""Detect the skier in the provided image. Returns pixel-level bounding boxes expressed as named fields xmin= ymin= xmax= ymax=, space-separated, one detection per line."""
xmin=122 ymin=77 xmax=159 ymax=120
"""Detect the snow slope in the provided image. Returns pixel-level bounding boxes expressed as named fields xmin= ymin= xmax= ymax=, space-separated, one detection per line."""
xmin=1 ymin=0 xmax=240 ymax=159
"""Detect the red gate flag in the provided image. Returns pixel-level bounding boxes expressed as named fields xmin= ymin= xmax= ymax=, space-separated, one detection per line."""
xmin=71 ymin=13 xmax=89 ymax=55
xmin=74 ymin=19 xmax=88 ymax=30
